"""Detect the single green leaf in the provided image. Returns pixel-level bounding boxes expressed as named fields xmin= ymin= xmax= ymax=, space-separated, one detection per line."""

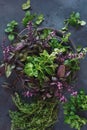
xmin=11 ymin=20 xmax=18 ymax=26
xmin=8 ymin=34 xmax=15 ymax=41
xmin=25 ymin=11 xmax=31 ymax=16
xmin=5 ymin=64 xmax=15 ymax=78
xmin=7 ymin=23 xmax=11 ymax=27
xmin=5 ymin=28 xmax=13 ymax=33
xmin=80 ymin=20 xmax=86 ymax=26
xmin=22 ymin=0 xmax=31 ymax=10
xmin=75 ymin=12 xmax=80 ymax=19
xmin=62 ymin=26 xmax=68 ymax=31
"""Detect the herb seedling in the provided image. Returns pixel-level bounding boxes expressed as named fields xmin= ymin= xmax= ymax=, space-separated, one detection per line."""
xmin=64 ymin=12 xmax=86 ymax=27
xmin=5 ymin=20 xmax=18 ymax=41
xmin=22 ymin=11 xmax=35 ymax=26
xmin=22 ymin=11 xmax=44 ymax=27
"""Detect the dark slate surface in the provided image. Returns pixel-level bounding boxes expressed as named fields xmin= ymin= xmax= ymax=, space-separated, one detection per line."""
xmin=0 ymin=0 xmax=87 ymax=130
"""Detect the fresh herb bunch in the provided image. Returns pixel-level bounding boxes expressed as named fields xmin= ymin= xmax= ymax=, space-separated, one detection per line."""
xmin=49 ymin=32 xmax=71 ymax=50
xmin=61 ymin=33 xmax=71 ymax=43
xmin=9 ymin=93 xmax=58 ymax=130
xmin=21 ymin=0 xmax=44 ymax=27
xmin=5 ymin=20 xmax=18 ymax=41
xmin=22 ymin=11 xmax=35 ymax=26
xmin=22 ymin=11 xmax=44 ymax=27
xmin=63 ymin=91 xmax=87 ymax=130
xmin=1 ymin=23 xmax=87 ymax=92
xmin=49 ymin=38 xmax=59 ymax=49
xmin=0 ymin=1 xmax=87 ymax=129
xmin=40 ymin=29 xmax=51 ymax=39
xmin=64 ymin=12 xmax=86 ymax=27
xmin=24 ymin=50 xmax=57 ymax=84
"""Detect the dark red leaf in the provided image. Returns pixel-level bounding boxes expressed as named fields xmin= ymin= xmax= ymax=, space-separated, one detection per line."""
xmin=57 ymin=65 xmax=65 ymax=78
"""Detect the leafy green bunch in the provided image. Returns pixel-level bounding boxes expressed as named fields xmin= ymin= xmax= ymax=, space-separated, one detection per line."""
xmin=5 ymin=20 xmax=18 ymax=41
xmin=64 ymin=12 xmax=86 ymax=27
xmin=24 ymin=50 xmax=57 ymax=84
xmin=63 ymin=91 xmax=87 ymax=130
xmin=5 ymin=0 xmax=44 ymax=41
xmin=49 ymin=32 xmax=71 ymax=50
xmin=9 ymin=93 xmax=58 ymax=130
xmin=22 ymin=11 xmax=44 ymax=27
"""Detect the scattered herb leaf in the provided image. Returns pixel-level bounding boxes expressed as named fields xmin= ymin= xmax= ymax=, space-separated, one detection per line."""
xmin=8 ymin=34 xmax=15 ymax=41
xmin=35 ymin=14 xmax=44 ymax=25
xmin=22 ymin=0 xmax=31 ymax=10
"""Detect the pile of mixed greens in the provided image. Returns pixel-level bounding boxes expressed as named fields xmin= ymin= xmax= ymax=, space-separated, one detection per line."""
xmin=0 ymin=0 xmax=87 ymax=130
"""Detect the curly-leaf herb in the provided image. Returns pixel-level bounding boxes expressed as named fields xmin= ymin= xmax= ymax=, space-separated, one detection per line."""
xmin=9 ymin=93 xmax=59 ymax=130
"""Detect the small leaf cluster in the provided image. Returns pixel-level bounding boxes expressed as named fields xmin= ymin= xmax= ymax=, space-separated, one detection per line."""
xmin=22 ymin=0 xmax=44 ymax=27
xmin=64 ymin=12 xmax=86 ymax=27
xmin=5 ymin=20 xmax=18 ymax=41
xmin=63 ymin=91 xmax=87 ymax=130
xmin=40 ymin=29 xmax=51 ymax=39
xmin=24 ymin=50 xmax=57 ymax=84
xmin=61 ymin=33 xmax=71 ymax=43
xmin=49 ymin=37 xmax=70 ymax=53
xmin=35 ymin=14 xmax=44 ymax=25
xmin=49 ymin=38 xmax=60 ymax=49
xmin=22 ymin=11 xmax=35 ymax=26
xmin=22 ymin=11 xmax=44 ymax=27
xmin=49 ymin=32 xmax=71 ymax=50
xmin=9 ymin=93 xmax=58 ymax=130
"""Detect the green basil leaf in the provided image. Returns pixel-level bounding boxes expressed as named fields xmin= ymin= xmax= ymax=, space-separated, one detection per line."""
xmin=80 ymin=20 xmax=86 ymax=26
xmin=22 ymin=0 xmax=31 ymax=10
xmin=5 ymin=28 xmax=13 ymax=33
xmin=75 ymin=12 xmax=80 ymax=19
xmin=8 ymin=34 xmax=15 ymax=41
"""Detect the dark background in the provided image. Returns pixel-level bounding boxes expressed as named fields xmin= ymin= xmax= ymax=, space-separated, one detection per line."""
xmin=0 ymin=0 xmax=87 ymax=130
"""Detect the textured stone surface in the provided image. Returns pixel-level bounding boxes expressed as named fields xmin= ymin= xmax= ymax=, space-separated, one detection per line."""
xmin=0 ymin=0 xmax=87 ymax=130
